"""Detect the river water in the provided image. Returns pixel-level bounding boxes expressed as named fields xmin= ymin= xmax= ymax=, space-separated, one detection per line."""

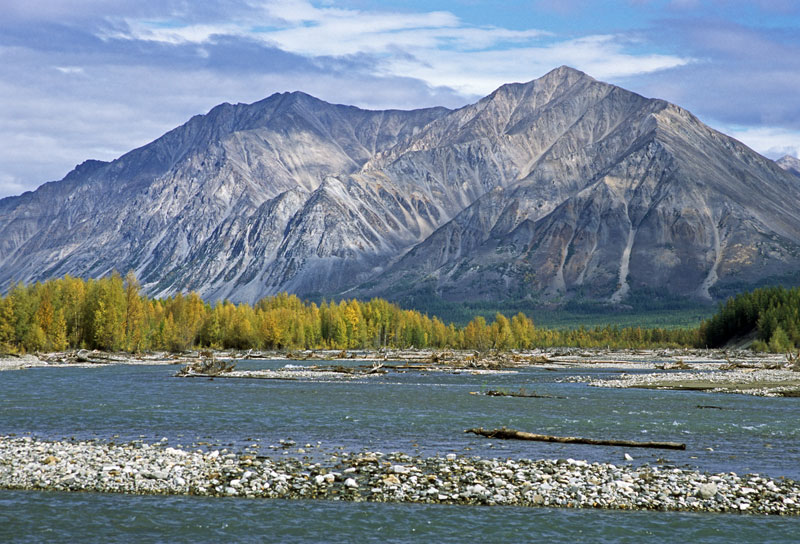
xmin=1 ymin=359 xmax=798 ymax=542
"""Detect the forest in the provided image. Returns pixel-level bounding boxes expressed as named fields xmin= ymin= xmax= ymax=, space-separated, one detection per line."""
xmin=0 ymin=272 xmax=701 ymax=353
xmin=699 ymin=285 xmax=800 ymax=351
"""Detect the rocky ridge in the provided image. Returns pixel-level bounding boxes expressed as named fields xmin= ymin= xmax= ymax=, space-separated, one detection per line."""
xmin=2 ymin=67 xmax=800 ymax=304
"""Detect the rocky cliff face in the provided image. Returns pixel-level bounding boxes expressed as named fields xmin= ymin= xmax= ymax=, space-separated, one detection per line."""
xmin=2 ymin=67 xmax=800 ymax=305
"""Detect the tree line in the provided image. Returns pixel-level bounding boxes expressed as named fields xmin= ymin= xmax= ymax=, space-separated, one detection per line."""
xmin=0 ymin=272 xmax=702 ymax=354
xmin=699 ymin=285 xmax=800 ymax=352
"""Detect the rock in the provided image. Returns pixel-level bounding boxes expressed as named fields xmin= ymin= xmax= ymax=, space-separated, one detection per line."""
xmin=470 ymin=484 xmax=487 ymax=497
xmin=698 ymin=483 xmax=717 ymax=499
xmin=344 ymin=478 xmax=358 ymax=488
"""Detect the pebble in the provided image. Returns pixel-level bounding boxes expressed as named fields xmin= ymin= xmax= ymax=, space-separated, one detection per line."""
xmin=0 ymin=436 xmax=797 ymax=515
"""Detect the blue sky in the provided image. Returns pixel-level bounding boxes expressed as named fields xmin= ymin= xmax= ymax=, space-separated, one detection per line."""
xmin=2 ymin=0 xmax=800 ymax=198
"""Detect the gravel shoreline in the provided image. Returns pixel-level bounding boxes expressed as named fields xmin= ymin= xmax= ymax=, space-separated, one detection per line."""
xmin=588 ymin=368 xmax=800 ymax=397
xmin=1 ymin=436 xmax=797 ymax=515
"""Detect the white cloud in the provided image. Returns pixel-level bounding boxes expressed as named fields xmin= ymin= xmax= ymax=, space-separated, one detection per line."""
xmin=55 ymin=66 xmax=86 ymax=75
xmin=726 ymin=126 xmax=800 ymax=159
xmin=108 ymin=1 xmax=686 ymax=97
xmin=388 ymin=34 xmax=692 ymax=96
xmin=0 ymin=174 xmax=31 ymax=200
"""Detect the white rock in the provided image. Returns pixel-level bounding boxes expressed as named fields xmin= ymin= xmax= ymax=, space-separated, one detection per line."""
xmin=697 ymin=483 xmax=717 ymax=499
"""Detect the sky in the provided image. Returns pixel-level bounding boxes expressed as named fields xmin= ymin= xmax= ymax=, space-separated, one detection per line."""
xmin=2 ymin=0 xmax=800 ymax=198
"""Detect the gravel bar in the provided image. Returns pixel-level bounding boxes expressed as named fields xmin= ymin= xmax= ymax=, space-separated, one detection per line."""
xmin=1 ymin=436 xmax=798 ymax=515
xmin=588 ymin=369 xmax=800 ymax=397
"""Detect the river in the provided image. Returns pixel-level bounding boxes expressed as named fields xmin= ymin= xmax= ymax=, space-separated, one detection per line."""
xmin=1 ymin=359 xmax=798 ymax=542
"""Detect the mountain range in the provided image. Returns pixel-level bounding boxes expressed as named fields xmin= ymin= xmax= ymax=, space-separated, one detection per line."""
xmin=2 ymin=66 xmax=800 ymax=308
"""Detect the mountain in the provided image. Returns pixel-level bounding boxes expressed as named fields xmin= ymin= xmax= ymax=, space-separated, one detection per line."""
xmin=0 ymin=92 xmax=449 ymax=300
xmin=2 ymin=67 xmax=800 ymax=306
xmin=366 ymin=71 xmax=800 ymax=305
xmin=777 ymin=155 xmax=800 ymax=178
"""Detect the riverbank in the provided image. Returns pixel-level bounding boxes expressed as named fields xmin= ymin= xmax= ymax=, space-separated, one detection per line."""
xmin=0 ymin=351 xmax=183 ymax=371
xmin=1 ymin=346 xmax=780 ymax=371
xmin=1 ymin=436 xmax=797 ymax=515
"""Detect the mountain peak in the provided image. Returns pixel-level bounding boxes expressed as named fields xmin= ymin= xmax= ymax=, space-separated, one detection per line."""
xmin=533 ymin=65 xmax=592 ymax=86
xmin=488 ymin=65 xmax=591 ymax=98
xmin=547 ymin=65 xmax=588 ymax=77
xmin=777 ymin=154 xmax=800 ymax=177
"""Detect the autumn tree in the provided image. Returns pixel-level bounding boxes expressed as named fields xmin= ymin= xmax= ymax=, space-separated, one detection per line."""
xmin=123 ymin=271 xmax=146 ymax=352
xmin=510 ymin=312 xmax=535 ymax=349
xmin=91 ymin=272 xmax=126 ymax=350
xmin=0 ymin=296 xmax=16 ymax=352
xmin=490 ymin=313 xmax=513 ymax=350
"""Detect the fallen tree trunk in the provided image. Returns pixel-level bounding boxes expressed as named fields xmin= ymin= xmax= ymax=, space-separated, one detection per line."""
xmin=465 ymin=427 xmax=686 ymax=450
xmin=472 ymin=389 xmax=565 ymax=399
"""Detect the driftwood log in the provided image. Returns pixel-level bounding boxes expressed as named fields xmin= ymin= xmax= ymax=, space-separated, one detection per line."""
xmin=471 ymin=389 xmax=565 ymax=399
xmin=465 ymin=427 xmax=686 ymax=450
